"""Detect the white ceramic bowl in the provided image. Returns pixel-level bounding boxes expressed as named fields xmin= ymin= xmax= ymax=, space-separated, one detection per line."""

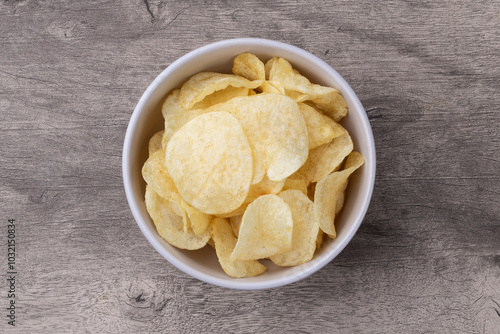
xmin=123 ymin=38 xmax=376 ymax=290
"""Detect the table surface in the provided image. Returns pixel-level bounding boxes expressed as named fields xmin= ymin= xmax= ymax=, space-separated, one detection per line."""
xmin=1 ymin=1 xmax=499 ymax=333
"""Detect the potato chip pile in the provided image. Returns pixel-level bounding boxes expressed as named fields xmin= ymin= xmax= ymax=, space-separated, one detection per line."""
xmin=142 ymin=53 xmax=364 ymax=278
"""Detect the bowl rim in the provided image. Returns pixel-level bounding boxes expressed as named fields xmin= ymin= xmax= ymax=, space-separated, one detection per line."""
xmin=122 ymin=38 xmax=376 ymax=290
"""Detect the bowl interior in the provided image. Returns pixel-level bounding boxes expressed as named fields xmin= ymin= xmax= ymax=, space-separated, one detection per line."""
xmin=123 ymin=39 xmax=375 ymax=289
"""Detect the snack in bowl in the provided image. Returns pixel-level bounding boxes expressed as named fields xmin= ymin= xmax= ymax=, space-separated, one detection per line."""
xmin=141 ymin=53 xmax=364 ymax=278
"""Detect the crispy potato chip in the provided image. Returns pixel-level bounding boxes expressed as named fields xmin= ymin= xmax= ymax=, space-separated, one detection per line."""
xmin=314 ymin=151 xmax=364 ymax=238
xmin=232 ymin=53 xmax=265 ymax=81
xmin=229 ymin=215 xmax=242 ymax=237
xmin=214 ymin=202 xmax=249 ymax=219
xmin=211 ymin=217 xmax=267 ymax=278
xmin=205 ymin=94 xmax=308 ymax=183
xmin=161 ymin=89 xmax=206 ymax=148
xmin=178 ymin=72 xmax=262 ymax=110
xmin=230 ymin=194 xmax=293 ymax=261
xmin=142 ymin=149 xmax=181 ymax=203
xmin=282 ymin=178 xmax=308 ymax=195
xmin=145 ymin=186 xmax=210 ymax=250
xmin=245 ymin=175 xmax=286 ymax=203
xmin=293 ymin=125 xmax=353 ymax=184
xmin=298 ymin=103 xmax=335 ymax=149
xmin=270 ymin=190 xmax=319 ymax=266
xmin=259 ymin=80 xmax=285 ymax=95
xmin=180 ymin=200 xmax=211 ymax=236
xmin=166 ymin=112 xmax=253 ymax=214
xmin=266 ymin=57 xmax=348 ymax=121
xmin=321 ymin=113 xmax=345 ymax=139
xmin=316 ymin=229 xmax=324 ymax=249
xmin=148 ymin=130 xmax=164 ymax=156
xmin=191 ymin=86 xmax=251 ymax=110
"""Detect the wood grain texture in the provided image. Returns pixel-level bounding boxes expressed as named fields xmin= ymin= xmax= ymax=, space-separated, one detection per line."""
xmin=1 ymin=0 xmax=499 ymax=333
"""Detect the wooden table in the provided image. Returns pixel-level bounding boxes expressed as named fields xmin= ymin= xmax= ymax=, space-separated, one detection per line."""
xmin=1 ymin=1 xmax=499 ymax=333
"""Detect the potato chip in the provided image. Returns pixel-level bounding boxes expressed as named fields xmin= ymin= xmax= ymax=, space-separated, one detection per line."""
xmin=166 ymin=111 xmax=253 ymax=214
xmin=211 ymin=217 xmax=266 ymax=278
xmin=232 ymin=53 xmax=265 ymax=81
xmin=229 ymin=215 xmax=242 ymax=237
xmin=180 ymin=200 xmax=211 ymax=236
xmin=190 ymin=86 xmax=251 ymax=110
xmin=161 ymin=89 xmax=206 ymax=148
xmin=314 ymin=151 xmax=364 ymax=238
xmin=245 ymin=175 xmax=286 ymax=203
xmin=145 ymin=186 xmax=210 ymax=250
xmin=293 ymin=125 xmax=353 ymax=184
xmin=214 ymin=202 xmax=249 ymax=219
xmin=230 ymin=194 xmax=293 ymax=261
xmin=148 ymin=130 xmax=164 ymax=156
xmin=321 ymin=113 xmax=346 ymax=139
xmin=266 ymin=57 xmax=348 ymax=121
xmin=142 ymin=148 xmax=181 ymax=204
xmin=282 ymin=178 xmax=308 ymax=196
xmin=270 ymin=190 xmax=319 ymax=266
xmin=178 ymin=72 xmax=262 ymax=110
xmin=316 ymin=229 xmax=324 ymax=249
xmin=298 ymin=103 xmax=335 ymax=150
xmin=205 ymin=94 xmax=309 ymax=183
xmin=259 ymin=80 xmax=285 ymax=95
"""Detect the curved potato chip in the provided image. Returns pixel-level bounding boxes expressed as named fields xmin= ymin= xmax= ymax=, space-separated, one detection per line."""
xmin=230 ymin=194 xmax=293 ymax=261
xmin=213 ymin=202 xmax=249 ymax=219
xmin=148 ymin=130 xmax=164 ymax=156
xmin=282 ymin=178 xmax=308 ymax=196
xmin=161 ymin=89 xmax=206 ymax=148
xmin=321 ymin=113 xmax=346 ymax=139
xmin=294 ymin=125 xmax=353 ymax=184
xmin=191 ymin=86 xmax=251 ymax=110
xmin=298 ymin=103 xmax=335 ymax=149
xmin=245 ymin=175 xmax=286 ymax=203
xmin=211 ymin=217 xmax=266 ymax=278
xmin=316 ymin=229 xmax=324 ymax=249
xmin=180 ymin=200 xmax=211 ymax=236
xmin=205 ymin=94 xmax=308 ymax=182
xmin=314 ymin=151 xmax=364 ymax=238
xmin=178 ymin=72 xmax=262 ymax=110
xmin=260 ymin=80 xmax=285 ymax=95
xmin=270 ymin=190 xmax=319 ymax=266
xmin=229 ymin=215 xmax=242 ymax=237
xmin=145 ymin=186 xmax=210 ymax=250
xmin=267 ymin=57 xmax=348 ymax=121
xmin=232 ymin=53 xmax=265 ymax=81
xmin=166 ymin=112 xmax=253 ymax=215
xmin=142 ymin=149 xmax=181 ymax=203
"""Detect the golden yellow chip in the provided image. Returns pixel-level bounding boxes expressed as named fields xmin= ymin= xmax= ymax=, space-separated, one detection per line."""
xmin=148 ymin=130 xmax=164 ymax=156
xmin=266 ymin=57 xmax=348 ymax=121
xmin=191 ymin=86 xmax=251 ymax=110
xmin=282 ymin=178 xmax=308 ymax=196
xmin=214 ymin=202 xmax=249 ymax=219
xmin=145 ymin=186 xmax=210 ymax=250
xmin=294 ymin=125 xmax=353 ymax=184
xmin=321 ymin=113 xmax=346 ymax=139
xmin=166 ymin=111 xmax=253 ymax=214
xmin=142 ymin=148 xmax=181 ymax=204
xmin=161 ymin=89 xmax=208 ymax=148
xmin=229 ymin=215 xmax=242 ymax=237
xmin=314 ymin=151 xmax=364 ymax=238
xmin=180 ymin=200 xmax=211 ymax=236
xmin=204 ymin=94 xmax=309 ymax=183
xmin=259 ymin=80 xmax=285 ymax=95
xmin=316 ymin=229 xmax=324 ymax=249
xmin=211 ymin=217 xmax=266 ymax=278
xmin=270 ymin=190 xmax=319 ymax=266
xmin=178 ymin=72 xmax=262 ymax=110
xmin=232 ymin=53 xmax=265 ymax=81
xmin=230 ymin=194 xmax=293 ymax=261
xmin=298 ymin=103 xmax=335 ymax=149
xmin=245 ymin=175 xmax=286 ymax=203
